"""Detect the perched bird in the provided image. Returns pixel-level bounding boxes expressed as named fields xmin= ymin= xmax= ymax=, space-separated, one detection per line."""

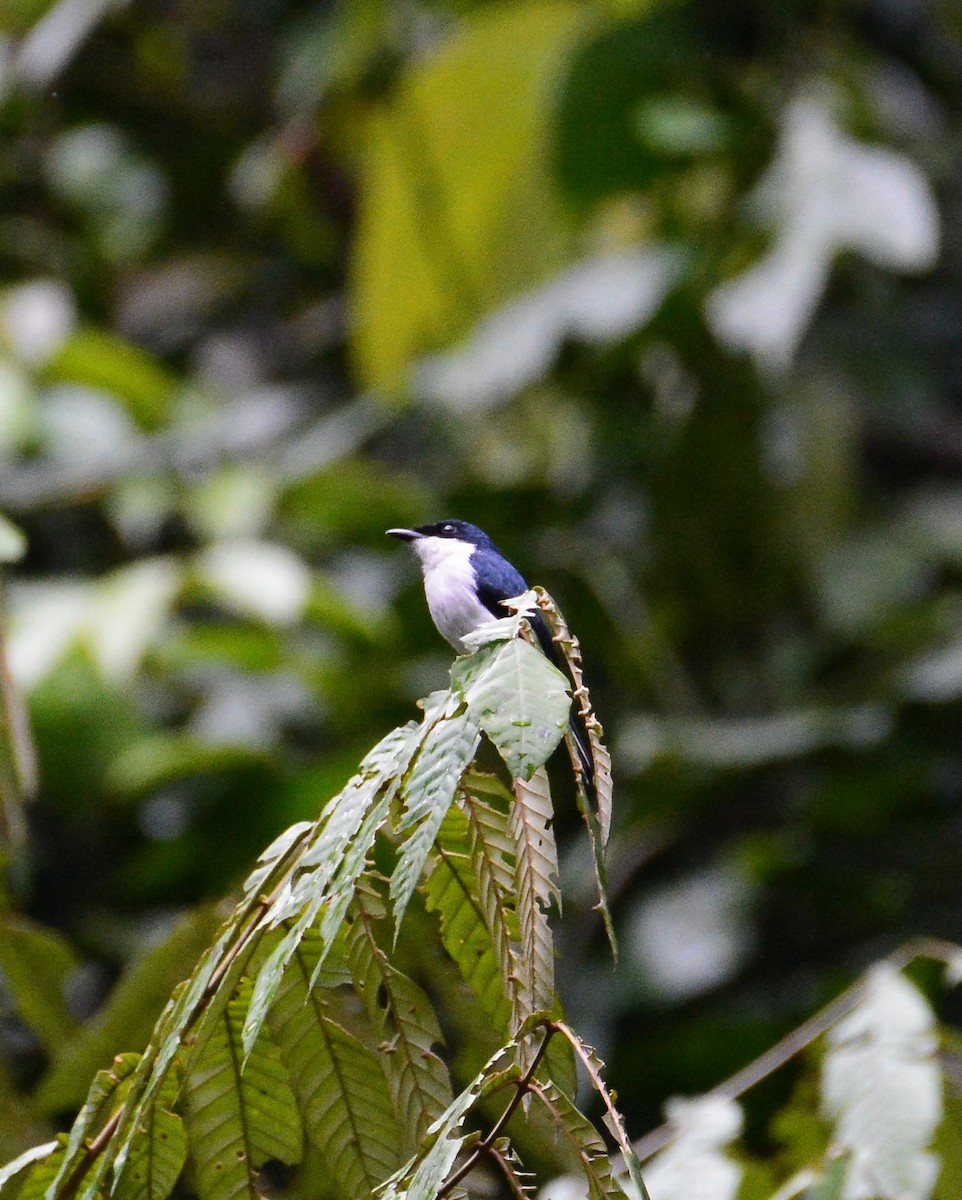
xmin=386 ymin=519 xmax=593 ymax=788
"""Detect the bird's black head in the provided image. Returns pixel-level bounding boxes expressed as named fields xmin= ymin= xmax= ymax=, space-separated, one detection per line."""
xmin=386 ymin=520 xmax=498 ymax=550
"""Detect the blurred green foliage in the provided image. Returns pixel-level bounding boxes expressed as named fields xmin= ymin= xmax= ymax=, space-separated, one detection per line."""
xmin=1 ymin=0 xmax=962 ymax=1181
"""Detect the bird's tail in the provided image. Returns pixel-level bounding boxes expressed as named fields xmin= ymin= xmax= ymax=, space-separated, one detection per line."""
xmin=569 ymin=715 xmax=595 ymax=793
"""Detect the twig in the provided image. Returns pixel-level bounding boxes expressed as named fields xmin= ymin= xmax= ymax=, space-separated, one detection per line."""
xmin=438 ymin=1024 xmax=555 ymax=1197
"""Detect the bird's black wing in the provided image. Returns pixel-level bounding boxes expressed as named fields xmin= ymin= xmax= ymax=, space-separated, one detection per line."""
xmin=474 ymin=550 xmax=594 ymax=789
xmin=473 ymin=550 xmax=529 ymax=618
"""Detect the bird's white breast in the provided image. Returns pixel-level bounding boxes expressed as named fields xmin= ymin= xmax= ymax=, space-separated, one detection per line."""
xmin=412 ymin=536 xmax=492 ymax=652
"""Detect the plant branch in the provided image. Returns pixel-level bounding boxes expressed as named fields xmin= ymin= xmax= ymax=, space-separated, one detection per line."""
xmin=437 ymin=1023 xmax=555 ymax=1198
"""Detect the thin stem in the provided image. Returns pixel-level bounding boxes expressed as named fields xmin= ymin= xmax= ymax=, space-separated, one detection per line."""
xmin=438 ymin=1024 xmax=555 ymax=1198
xmin=489 ymin=1143 xmax=532 ymax=1200
xmin=55 ymin=1106 xmax=122 ymax=1200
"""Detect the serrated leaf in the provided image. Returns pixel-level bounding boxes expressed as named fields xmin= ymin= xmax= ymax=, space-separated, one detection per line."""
xmin=461 ymin=781 xmax=526 ymax=1032
xmin=184 ymin=980 xmax=302 ymax=1200
xmin=38 ymin=905 xmax=223 ymax=1113
xmin=534 ymin=588 xmax=616 ymax=955
xmin=243 ymin=722 xmax=419 ymax=1057
xmin=425 ymin=804 xmax=514 ymax=1034
xmin=108 ymin=907 xmax=265 ymax=1184
xmin=390 ymin=701 xmax=480 ymax=937
xmin=242 ymin=821 xmax=314 ymax=899
xmin=511 ymin=767 xmax=559 ymax=1021
xmin=267 ymin=933 xmax=400 ymax=1197
xmin=452 ymin=639 xmax=569 ymax=782
xmin=532 ymin=1083 xmax=628 ymax=1200
xmin=0 ymin=916 xmax=79 ymax=1055
xmin=490 ymin=1141 xmax=536 ymax=1200
xmin=380 ymin=1047 xmax=520 ymax=1200
xmin=346 ymin=889 xmax=452 ymax=1148
xmin=821 ymin=964 xmax=941 ymax=1200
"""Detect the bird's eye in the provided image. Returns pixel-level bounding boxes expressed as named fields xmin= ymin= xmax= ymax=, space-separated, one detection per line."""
xmin=443 ymin=524 xmax=454 ymax=533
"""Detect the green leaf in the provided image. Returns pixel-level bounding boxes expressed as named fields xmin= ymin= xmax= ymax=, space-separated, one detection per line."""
xmin=0 ymin=916 xmax=79 ymax=1055
xmin=114 ymin=1074 xmax=187 ymax=1200
xmin=184 ymin=980 xmax=302 ymax=1200
xmin=459 ymin=781 xmax=523 ymax=1028
xmin=268 ymin=934 xmax=401 ymax=1197
xmin=424 ymin=803 xmax=514 ymax=1035
xmin=510 ymin=768 xmax=559 ymax=1022
xmin=380 ymin=1047 xmax=520 ymax=1200
xmin=12 ymin=1140 xmax=67 ymax=1200
xmin=241 ymin=821 xmax=314 ymax=900
xmin=46 ymin=1054 xmax=141 ymax=1200
xmin=452 ymin=638 xmax=569 ymax=782
xmin=109 ymin=915 xmax=266 ymax=1186
xmin=351 ymin=1 xmax=591 ymax=389
xmin=346 ymin=888 xmax=453 ymax=1149
xmin=534 ymin=588 xmax=616 ymax=954
xmin=390 ymin=699 xmax=480 ymax=937
xmin=37 ymin=905 xmax=223 ymax=1113
xmin=242 ymin=721 xmax=419 ymax=1057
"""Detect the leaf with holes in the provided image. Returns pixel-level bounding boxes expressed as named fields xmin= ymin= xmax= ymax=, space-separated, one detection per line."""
xmin=452 ymin=638 xmax=569 ymax=782
xmin=184 ymin=980 xmax=302 ymax=1200
xmin=347 ymin=887 xmax=452 ymax=1149
xmin=266 ymin=933 xmax=400 ymax=1198
xmin=114 ymin=1072 xmax=187 ymax=1200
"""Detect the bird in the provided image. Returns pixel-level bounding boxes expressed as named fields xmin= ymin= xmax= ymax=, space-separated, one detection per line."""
xmin=386 ymin=519 xmax=593 ymax=789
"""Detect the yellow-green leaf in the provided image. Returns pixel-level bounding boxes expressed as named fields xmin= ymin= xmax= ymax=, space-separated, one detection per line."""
xmin=351 ymin=1 xmax=593 ymax=390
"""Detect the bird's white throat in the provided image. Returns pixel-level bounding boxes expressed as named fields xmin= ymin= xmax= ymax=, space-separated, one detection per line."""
xmin=412 ymin=536 xmax=492 ymax=652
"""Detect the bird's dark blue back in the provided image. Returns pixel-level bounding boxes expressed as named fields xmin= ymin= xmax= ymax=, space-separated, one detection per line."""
xmin=473 ymin=547 xmax=558 ymax=664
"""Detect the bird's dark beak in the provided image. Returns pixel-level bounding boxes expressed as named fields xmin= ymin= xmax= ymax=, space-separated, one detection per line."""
xmin=386 ymin=528 xmax=422 ymax=542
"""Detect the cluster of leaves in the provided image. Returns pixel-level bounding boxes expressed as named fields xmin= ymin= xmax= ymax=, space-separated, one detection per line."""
xmin=0 ymin=595 xmax=635 ymax=1200
xmin=2 ymin=595 xmax=962 ymax=1200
